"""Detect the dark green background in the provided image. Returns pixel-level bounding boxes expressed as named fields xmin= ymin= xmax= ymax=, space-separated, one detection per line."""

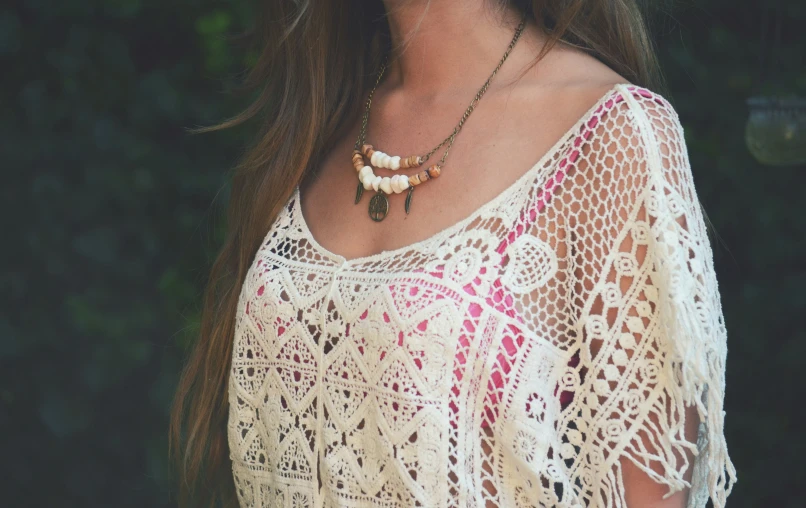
xmin=2 ymin=1 xmax=803 ymax=506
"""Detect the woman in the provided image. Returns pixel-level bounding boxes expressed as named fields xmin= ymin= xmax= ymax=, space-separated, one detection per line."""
xmin=171 ymin=1 xmax=736 ymax=507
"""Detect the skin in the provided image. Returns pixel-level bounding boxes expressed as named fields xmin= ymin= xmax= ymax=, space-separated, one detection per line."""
xmin=300 ymin=1 xmax=625 ymax=262
xmin=299 ymin=0 xmax=699 ymax=505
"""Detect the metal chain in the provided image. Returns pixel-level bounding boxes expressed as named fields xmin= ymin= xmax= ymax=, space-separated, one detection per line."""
xmin=355 ymin=15 xmax=527 ymax=166
xmin=356 ymin=57 xmax=389 ymax=150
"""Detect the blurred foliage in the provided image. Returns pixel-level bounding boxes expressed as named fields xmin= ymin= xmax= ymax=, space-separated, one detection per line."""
xmin=1 ymin=1 xmax=804 ymax=507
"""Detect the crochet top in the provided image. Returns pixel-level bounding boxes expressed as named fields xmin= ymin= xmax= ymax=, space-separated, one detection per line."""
xmin=226 ymin=84 xmax=736 ymax=508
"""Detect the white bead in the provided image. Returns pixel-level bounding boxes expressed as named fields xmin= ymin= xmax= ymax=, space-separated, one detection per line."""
xmin=382 ymin=154 xmax=392 ymax=169
xmin=359 ymin=165 xmax=373 ymax=178
xmin=390 ymin=174 xmax=400 ymax=193
xmin=390 ymin=156 xmax=401 ymax=171
xmin=371 ymin=151 xmax=381 ymax=167
xmin=398 ymin=177 xmax=410 ymax=191
xmin=380 ymin=177 xmax=392 ymax=194
xmin=371 ymin=175 xmax=382 ymax=191
xmin=362 ymin=175 xmax=374 ymax=190
xmin=361 ymin=172 xmax=374 ymax=190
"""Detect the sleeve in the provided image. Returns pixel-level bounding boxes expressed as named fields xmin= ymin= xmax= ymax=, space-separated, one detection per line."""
xmin=560 ymin=87 xmax=736 ymax=507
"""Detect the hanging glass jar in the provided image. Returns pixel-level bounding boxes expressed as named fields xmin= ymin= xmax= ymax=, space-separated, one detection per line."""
xmin=745 ymin=97 xmax=806 ymax=166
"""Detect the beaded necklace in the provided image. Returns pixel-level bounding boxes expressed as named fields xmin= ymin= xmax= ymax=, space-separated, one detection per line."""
xmin=352 ymin=16 xmax=527 ymax=222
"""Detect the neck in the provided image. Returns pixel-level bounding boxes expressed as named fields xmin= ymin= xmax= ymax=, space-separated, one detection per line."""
xmin=381 ymin=1 xmax=541 ymax=95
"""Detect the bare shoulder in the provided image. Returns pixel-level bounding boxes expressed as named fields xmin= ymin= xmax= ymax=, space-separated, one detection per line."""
xmin=494 ymin=40 xmax=634 ymax=158
xmin=540 ymin=42 xmax=679 ymax=121
xmin=535 ymin=40 xmax=633 ymax=106
xmin=550 ymin=40 xmax=631 ymax=83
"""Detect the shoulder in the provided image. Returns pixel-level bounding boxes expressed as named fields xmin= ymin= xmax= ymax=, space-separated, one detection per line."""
xmin=577 ymin=83 xmax=694 ymax=217
xmin=612 ymin=84 xmax=682 ymax=140
xmin=605 ymin=86 xmax=692 ymax=198
xmin=517 ymin=40 xmax=683 ymax=155
xmin=585 ymin=85 xmax=685 ymax=180
xmin=529 ymin=37 xmax=626 ymax=83
xmin=528 ymin=40 xmax=630 ymax=107
xmin=534 ymin=40 xmax=681 ymax=133
xmin=561 ymin=86 xmax=697 ymax=233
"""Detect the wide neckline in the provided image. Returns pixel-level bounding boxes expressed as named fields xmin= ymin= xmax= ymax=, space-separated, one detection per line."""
xmin=293 ymin=83 xmax=629 ymax=267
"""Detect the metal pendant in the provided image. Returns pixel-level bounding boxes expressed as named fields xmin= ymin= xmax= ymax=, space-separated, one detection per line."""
xmin=354 ymin=182 xmax=364 ymax=204
xmin=368 ymin=193 xmax=389 ymax=222
xmin=405 ymin=187 xmax=414 ymax=215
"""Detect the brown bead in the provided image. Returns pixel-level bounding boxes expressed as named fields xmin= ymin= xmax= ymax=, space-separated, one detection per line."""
xmin=352 ymin=151 xmax=364 ymax=171
xmin=400 ymin=155 xmax=421 ymax=169
xmin=426 ymin=165 xmax=442 ymax=179
xmin=417 ymin=170 xmax=429 ymax=183
xmin=361 ymin=144 xmax=375 ymax=159
xmin=409 ymin=174 xmax=421 ymax=186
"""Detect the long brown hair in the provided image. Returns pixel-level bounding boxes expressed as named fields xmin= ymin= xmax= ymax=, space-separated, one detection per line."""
xmin=169 ymin=1 xmax=662 ymax=506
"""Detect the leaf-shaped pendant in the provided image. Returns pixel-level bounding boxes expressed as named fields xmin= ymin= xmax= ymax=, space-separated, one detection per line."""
xmin=354 ymin=182 xmax=364 ymax=204
xmin=405 ymin=187 xmax=414 ymax=214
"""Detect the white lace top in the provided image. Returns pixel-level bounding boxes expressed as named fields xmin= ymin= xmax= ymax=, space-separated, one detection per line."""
xmin=227 ymin=84 xmax=736 ymax=508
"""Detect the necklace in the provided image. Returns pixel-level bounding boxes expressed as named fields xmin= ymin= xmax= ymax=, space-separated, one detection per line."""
xmin=352 ymin=16 xmax=527 ymax=222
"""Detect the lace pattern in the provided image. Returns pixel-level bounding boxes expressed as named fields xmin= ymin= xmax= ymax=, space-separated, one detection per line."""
xmin=227 ymin=85 xmax=735 ymax=507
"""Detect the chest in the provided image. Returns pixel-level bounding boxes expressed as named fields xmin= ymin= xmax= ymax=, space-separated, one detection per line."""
xmin=299 ymin=90 xmax=586 ymax=264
